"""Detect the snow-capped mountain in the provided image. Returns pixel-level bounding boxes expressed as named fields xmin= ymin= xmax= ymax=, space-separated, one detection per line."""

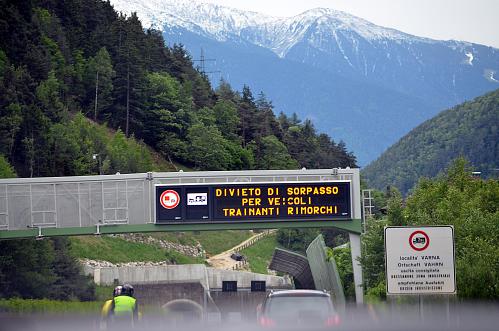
xmin=111 ymin=0 xmax=426 ymax=56
xmin=110 ymin=0 xmax=499 ymax=165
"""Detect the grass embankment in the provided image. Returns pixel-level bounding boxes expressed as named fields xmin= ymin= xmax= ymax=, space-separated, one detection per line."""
xmin=194 ymin=230 xmax=253 ymax=256
xmin=148 ymin=230 xmax=253 ymax=256
xmin=70 ymin=236 xmax=203 ymax=264
xmin=70 ymin=230 xmax=253 ymax=264
xmin=240 ymin=234 xmax=278 ymax=274
xmin=0 ymin=298 xmax=102 ymax=314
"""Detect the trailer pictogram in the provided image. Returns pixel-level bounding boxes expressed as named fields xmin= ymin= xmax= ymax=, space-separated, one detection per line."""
xmin=409 ymin=230 xmax=430 ymax=251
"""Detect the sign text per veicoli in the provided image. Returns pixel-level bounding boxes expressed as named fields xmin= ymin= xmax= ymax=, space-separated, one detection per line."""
xmin=155 ymin=181 xmax=352 ymax=223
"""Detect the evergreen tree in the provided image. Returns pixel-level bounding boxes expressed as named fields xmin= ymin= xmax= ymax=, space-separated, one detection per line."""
xmin=213 ymin=99 xmax=240 ymax=141
xmin=238 ymin=85 xmax=258 ymax=146
xmin=51 ymin=237 xmax=95 ymax=301
xmin=0 ymin=103 xmax=22 ymax=158
xmin=110 ymin=13 xmax=146 ymax=137
xmin=187 ymin=123 xmax=231 ymax=170
xmin=0 ymin=239 xmax=56 ymax=299
xmin=85 ymin=47 xmax=115 ymax=121
xmin=36 ymin=70 xmax=66 ymax=122
xmin=255 ymin=92 xmax=282 ymax=139
xmin=251 ymin=135 xmax=298 ymax=170
xmin=0 ymin=154 xmax=16 ymax=178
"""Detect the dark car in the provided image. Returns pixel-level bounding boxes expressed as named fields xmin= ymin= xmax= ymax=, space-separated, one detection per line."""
xmin=230 ymin=252 xmax=244 ymax=261
xmin=257 ymin=289 xmax=340 ymax=329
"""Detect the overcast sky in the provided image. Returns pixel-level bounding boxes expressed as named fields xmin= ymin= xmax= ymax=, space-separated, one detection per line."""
xmin=201 ymin=0 xmax=499 ymax=48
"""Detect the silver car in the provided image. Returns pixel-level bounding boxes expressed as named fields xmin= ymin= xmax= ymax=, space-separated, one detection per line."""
xmin=257 ymin=289 xmax=340 ymax=329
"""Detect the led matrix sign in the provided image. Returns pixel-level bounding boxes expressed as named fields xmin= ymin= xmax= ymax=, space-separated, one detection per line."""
xmin=155 ymin=182 xmax=351 ymax=224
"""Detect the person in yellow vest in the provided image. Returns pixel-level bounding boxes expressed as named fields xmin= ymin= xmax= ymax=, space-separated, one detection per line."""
xmin=111 ymin=283 xmax=139 ymax=326
xmin=100 ymin=285 xmax=123 ymax=330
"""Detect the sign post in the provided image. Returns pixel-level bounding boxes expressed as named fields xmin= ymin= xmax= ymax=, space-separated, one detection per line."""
xmin=385 ymin=226 xmax=456 ymax=295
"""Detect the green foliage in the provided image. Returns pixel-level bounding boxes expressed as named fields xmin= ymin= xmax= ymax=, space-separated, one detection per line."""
xmin=0 ymin=1 xmax=356 ymax=177
xmin=240 ymin=235 xmax=277 ymax=274
xmin=43 ymin=113 xmax=155 ymax=176
xmin=164 ymin=250 xmax=204 ymax=265
xmin=403 ymin=158 xmax=499 ymax=299
xmin=322 ymin=228 xmax=349 ymax=248
xmin=0 ymin=238 xmax=94 ymax=301
xmin=69 ymin=236 xmax=170 ymax=264
xmin=0 ymin=239 xmax=56 ymax=299
xmin=0 ymin=0 xmax=360 ymax=304
xmin=251 ymin=135 xmax=299 ymax=170
xmin=328 ymin=246 xmax=355 ymax=299
xmin=142 ymin=71 xmax=191 ymax=161
xmin=276 ymin=228 xmax=320 ymax=253
xmin=359 ymin=218 xmax=388 ymax=300
xmin=0 ymin=49 xmax=7 ymax=76
xmin=213 ymin=99 xmax=240 ymax=140
xmin=363 ymin=89 xmax=499 ymax=195
xmin=36 ymin=70 xmax=66 ymax=122
xmin=0 ymin=298 xmax=101 ymax=314
xmin=365 ymin=280 xmax=387 ymax=302
xmin=0 ymin=103 xmax=22 ymax=157
xmin=51 ymin=238 xmax=96 ymax=301
xmin=279 ymin=115 xmax=357 ymax=169
xmin=105 ymin=129 xmax=154 ymax=173
xmin=84 ymin=47 xmax=115 ymax=120
xmin=370 ymin=189 xmax=389 ymax=219
xmin=149 ymin=232 xmax=198 ymax=246
xmin=386 ymin=187 xmax=404 ymax=226
xmin=187 ymin=123 xmax=231 ymax=170
xmin=0 ymin=154 xmax=16 ymax=178
xmin=149 ymin=230 xmax=253 ymax=256
xmin=70 ymin=235 xmax=205 ymax=265
xmin=362 ymin=158 xmax=499 ymax=300
xmin=192 ymin=230 xmax=253 ymax=256
xmin=145 ymin=71 xmax=184 ymax=109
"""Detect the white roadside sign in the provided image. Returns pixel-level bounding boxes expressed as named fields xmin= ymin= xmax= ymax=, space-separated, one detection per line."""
xmin=385 ymin=226 xmax=456 ymax=295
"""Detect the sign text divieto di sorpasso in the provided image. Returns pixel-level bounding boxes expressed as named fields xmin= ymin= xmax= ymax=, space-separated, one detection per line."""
xmin=155 ymin=182 xmax=351 ymax=223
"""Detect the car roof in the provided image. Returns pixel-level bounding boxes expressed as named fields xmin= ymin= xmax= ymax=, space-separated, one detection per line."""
xmin=267 ymin=289 xmax=330 ymax=298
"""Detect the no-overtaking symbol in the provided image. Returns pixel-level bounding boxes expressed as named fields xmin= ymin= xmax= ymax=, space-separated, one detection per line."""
xmin=409 ymin=230 xmax=430 ymax=251
xmin=160 ymin=190 xmax=180 ymax=209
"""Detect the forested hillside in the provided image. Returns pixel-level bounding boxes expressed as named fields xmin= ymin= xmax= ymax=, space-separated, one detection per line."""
xmin=362 ymin=89 xmax=499 ymax=194
xmin=361 ymin=159 xmax=499 ymax=299
xmin=0 ymin=0 xmax=356 ymax=179
xmin=0 ymin=0 xmax=356 ymax=302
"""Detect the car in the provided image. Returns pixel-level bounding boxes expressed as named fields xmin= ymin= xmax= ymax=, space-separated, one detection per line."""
xmin=230 ymin=252 xmax=244 ymax=261
xmin=257 ymin=289 xmax=340 ymax=329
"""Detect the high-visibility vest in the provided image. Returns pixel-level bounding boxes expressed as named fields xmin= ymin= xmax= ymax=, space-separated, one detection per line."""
xmin=113 ymin=295 xmax=136 ymax=317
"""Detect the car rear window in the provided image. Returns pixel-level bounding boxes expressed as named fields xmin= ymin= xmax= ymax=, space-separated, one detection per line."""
xmin=265 ymin=295 xmax=333 ymax=318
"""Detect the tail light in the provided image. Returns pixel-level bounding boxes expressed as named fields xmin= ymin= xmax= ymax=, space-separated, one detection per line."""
xmin=259 ymin=316 xmax=276 ymax=328
xmin=325 ymin=315 xmax=341 ymax=326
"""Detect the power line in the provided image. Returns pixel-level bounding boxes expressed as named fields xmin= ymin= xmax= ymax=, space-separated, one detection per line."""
xmin=193 ymin=48 xmax=221 ymax=76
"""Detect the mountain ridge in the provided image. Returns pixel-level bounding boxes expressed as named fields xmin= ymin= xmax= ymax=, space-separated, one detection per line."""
xmin=362 ymin=88 xmax=499 ymax=194
xmin=110 ymin=0 xmax=499 ymax=165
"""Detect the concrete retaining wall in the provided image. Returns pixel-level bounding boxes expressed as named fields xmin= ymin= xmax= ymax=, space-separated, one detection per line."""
xmin=207 ymin=268 xmax=290 ymax=289
xmin=84 ymin=264 xmax=291 ymax=290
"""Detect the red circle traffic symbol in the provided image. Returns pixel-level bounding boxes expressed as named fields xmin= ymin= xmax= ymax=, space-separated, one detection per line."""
xmin=160 ymin=190 xmax=180 ymax=209
xmin=409 ymin=230 xmax=430 ymax=251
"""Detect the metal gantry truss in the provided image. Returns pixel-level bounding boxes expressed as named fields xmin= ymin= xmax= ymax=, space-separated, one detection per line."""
xmin=362 ymin=189 xmax=374 ymax=233
xmin=0 ymin=168 xmax=362 ymax=239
